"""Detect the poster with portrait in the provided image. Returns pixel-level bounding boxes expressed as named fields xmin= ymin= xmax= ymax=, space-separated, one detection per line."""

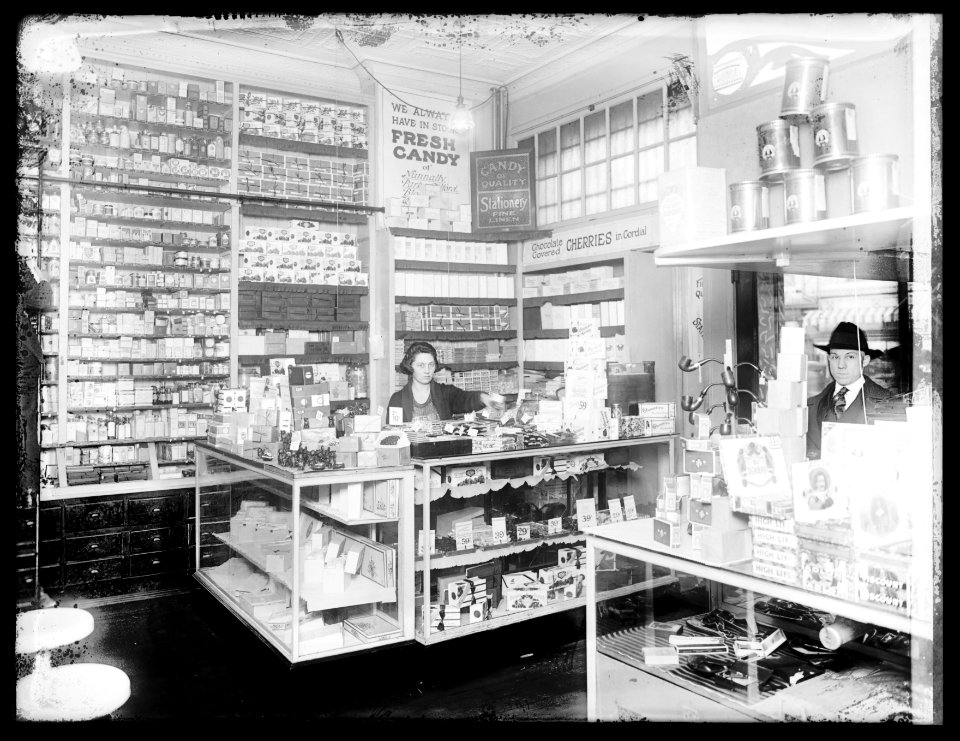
xmin=792 ymin=460 xmax=848 ymax=523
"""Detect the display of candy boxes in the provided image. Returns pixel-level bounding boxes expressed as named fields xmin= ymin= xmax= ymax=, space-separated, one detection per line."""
xmin=798 ymin=538 xmax=855 ymax=600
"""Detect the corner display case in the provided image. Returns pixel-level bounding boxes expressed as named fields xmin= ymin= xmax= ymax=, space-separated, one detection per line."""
xmin=194 ymin=442 xmax=414 ymax=662
xmin=585 ymin=516 xmax=933 ymax=722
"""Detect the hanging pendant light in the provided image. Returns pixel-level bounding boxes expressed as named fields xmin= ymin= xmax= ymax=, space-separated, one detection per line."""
xmin=449 ymin=24 xmax=474 ymax=135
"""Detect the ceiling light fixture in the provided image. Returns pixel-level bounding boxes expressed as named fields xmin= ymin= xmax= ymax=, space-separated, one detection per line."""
xmin=449 ymin=23 xmax=475 ymax=135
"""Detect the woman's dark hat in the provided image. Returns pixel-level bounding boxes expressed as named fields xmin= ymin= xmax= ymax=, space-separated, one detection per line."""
xmin=813 ymin=321 xmax=883 ymax=359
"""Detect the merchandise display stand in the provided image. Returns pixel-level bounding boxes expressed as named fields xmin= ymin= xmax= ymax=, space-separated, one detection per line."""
xmin=414 ymin=435 xmax=676 ymax=644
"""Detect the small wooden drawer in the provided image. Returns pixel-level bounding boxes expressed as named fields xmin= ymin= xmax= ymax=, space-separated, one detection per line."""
xmin=40 ymin=505 xmax=62 ymax=539
xmin=64 ymin=557 xmax=123 ymax=585
xmin=196 ymin=490 xmax=232 ymax=520
xmin=16 ymin=551 xmax=35 ymax=571
xmin=127 ymin=495 xmax=184 ymax=527
xmin=38 ymin=539 xmax=62 ymax=567
xmin=65 ymin=533 xmax=124 ymax=562
xmin=39 ymin=564 xmax=62 ymax=590
xmin=64 ymin=500 xmax=124 ymax=533
xmin=198 ymin=521 xmax=230 ymax=547
xmin=128 ymin=526 xmax=186 ymax=555
xmin=197 ymin=544 xmax=231 ymax=569
xmin=17 ymin=568 xmax=37 ymax=596
xmin=128 ymin=549 xmax=189 ymax=577
xmin=16 ymin=511 xmax=37 ymax=543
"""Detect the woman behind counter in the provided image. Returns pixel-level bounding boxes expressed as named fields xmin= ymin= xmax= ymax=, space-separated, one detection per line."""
xmin=388 ymin=341 xmax=503 ymax=423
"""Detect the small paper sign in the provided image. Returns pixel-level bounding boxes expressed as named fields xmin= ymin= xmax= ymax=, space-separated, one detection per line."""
xmin=343 ymin=549 xmax=361 ymax=574
xmin=492 ymin=516 xmax=507 ymax=544
xmin=417 ymin=529 xmax=436 ymax=557
xmin=454 ymin=521 xmax=474 ymax=551
xmin=388 ymin=406 xmax=403 ymax=426
xmin=464 ymin=412 xmax=476 ymax=422
xmin=576 ymin=498 xmax=597 ymax=531
xmin=548 ymin=517 xmax=562 ymax=535
xmin=609 ymin=498 xmax=624 ymax=523
xmin=623 ymin=495 xmax=639 ymax=520
xmin=516 ymin=524 xmax=531 ymax=541
xmin=290 ymin=431 xmax=302 ymax=450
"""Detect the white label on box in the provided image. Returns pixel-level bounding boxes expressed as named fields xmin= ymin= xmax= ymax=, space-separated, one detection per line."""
xmin=516 ymin=524 xmax=531 ymax=541
xmin=576 ymin=498 xmax=597 ymax=531
xmin=492 ymin=516 xmax=507 ymax=544
xmin=608 ymin=498 xmax=624 ymax=523
xmin=548 ymin=517 xmax=562 ymax=535
xmin=622 ymin=495 xmax=638 ymax=520
xmin=454 ymin=521 xmax=474 ymax=551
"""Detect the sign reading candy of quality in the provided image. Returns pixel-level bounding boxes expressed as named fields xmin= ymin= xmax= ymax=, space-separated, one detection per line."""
xmin=470 ymin=149 xmax=536 ymax=233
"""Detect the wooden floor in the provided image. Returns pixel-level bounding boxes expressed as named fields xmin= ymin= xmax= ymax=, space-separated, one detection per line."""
xmin=35 ymin=586 xmax=589 ymax=722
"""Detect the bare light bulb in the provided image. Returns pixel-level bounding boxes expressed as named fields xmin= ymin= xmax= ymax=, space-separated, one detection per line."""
xmin=449 ymin=96 xmax=474 ymax=134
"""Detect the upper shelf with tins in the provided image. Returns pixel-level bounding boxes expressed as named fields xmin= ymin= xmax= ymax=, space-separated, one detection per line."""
xmin=653 ymin=207 xmax=914 ymax=281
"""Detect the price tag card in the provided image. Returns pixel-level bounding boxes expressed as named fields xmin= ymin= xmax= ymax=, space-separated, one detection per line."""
xmin=463 ymin=412 xmax=476 ymax=422
xmin=609 ymin=498 xmax=624 ymax=524
xmin=388 ymin=406 xmax=403 ymax=426
xmin=576 ymin=498 xmax=597 ymax=531
xmin=623 ymin=495 xmax=639 ymax=520
xmin=343 ymin=548 xmax=361 ymax=575
xmin=290 ymin=431 xmax=303 ymax=450
xmin=417 ymin=529 xmax=436 ymax=557
xmin=516 ymin=524 xmax=531 ymax=541
xmin=548 ymin=517 xmax=563 ymax=535
xmin=454 ymin=521 xmax=474 ymax=551
xmin=467 ymin=427 xmax=479 ymax=437
xmin=491 ymin=517 xmax=507 ymax=544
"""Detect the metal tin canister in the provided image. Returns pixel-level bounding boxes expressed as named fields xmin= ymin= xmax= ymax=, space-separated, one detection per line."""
xmin=757 ymin=120 xmax=801 ymax=180
xmin=729 ymin=181 xmax=770 ymax=232
xmin=783 ymin=169 xmax=826 ymax=224
xmin=810 ymin=102 xmax=859 ymax=170
xmin=851 ymin=154 xmax=900 ymax=213
xmin=781 ymin=57 xmax=830 ymax=119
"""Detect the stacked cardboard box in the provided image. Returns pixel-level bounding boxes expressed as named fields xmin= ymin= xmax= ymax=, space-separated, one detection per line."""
xmin=757 ymin=326 xmax=809 ymax=468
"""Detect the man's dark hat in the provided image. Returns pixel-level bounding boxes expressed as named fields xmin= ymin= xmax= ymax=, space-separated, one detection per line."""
xmin=813 ymin=321 xmax=883 ymax=359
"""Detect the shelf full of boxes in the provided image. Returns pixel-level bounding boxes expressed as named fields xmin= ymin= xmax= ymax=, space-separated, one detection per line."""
xmin=236 ymin=85 xmax=373 ymax=426
xmin=390 ymin=226 xmax=521 ymax=399
xmin=37 ymin=59 xmax=236 ymax=499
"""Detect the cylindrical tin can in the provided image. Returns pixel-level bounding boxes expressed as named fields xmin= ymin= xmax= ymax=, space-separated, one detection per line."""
xmin=729 ymin=181 xmax=770 ymax=232
xmin=757 ymin=120 xmax=801 ymax=180
xmin=783 ymin=169 xmax=826 ymax=224
xmin=781 ymin=57 xmax=830 ymax=120
xmin=810 ymin=102 xmax=859 ymax=170
xmin=851 ymin=154 xmax=900 ymax=213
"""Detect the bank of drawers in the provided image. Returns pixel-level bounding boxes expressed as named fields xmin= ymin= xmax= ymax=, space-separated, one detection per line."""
xmin=39 ymin=488 xmax=194 ymax=593
xmin=194 ymin=487 xmax=232 ymax=570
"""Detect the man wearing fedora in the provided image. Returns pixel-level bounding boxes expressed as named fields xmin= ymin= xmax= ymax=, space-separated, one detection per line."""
xmin=806 ymin=321 xmax=899 ymax=459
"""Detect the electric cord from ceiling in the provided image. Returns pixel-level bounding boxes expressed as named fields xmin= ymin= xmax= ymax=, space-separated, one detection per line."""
xmin=335 ymin=27 xmax=496 ymax=113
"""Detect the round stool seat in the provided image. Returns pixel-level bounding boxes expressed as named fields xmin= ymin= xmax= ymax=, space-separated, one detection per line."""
xmin=16 ymin=608 xmax=95 ymax=654
xmin=17 ymin=663 xmax=131 ymax=721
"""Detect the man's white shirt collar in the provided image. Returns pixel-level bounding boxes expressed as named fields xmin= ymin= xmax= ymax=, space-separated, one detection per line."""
xmin=835 ymin=375 xmax=866 ymax=401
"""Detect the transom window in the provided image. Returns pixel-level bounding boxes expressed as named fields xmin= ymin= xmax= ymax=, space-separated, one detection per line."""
xmin=518 ymin=84 xmax=697 ymax=227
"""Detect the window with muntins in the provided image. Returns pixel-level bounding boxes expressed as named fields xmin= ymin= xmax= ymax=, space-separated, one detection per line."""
xmin=519 ymin=84 xmax=697 ymax=226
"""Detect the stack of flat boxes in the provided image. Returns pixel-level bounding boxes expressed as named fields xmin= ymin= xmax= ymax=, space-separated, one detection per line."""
xmin=239 ymin=91 xmax=367 ymax=149
xmin=236 ymin=147 xmax=368 ymax=205
xmin=394 ymin=236 xmax=507 ymax=264
xmin=522 ymin=266 xmax=622 ymax=298
xmin=756 ymin=326 xmax=809 ymax=469
xmin=385 ymin=196 xmax=471 ymax=232
xmin=395 ymin=271 xmax=513 ymax=299
xmin=749 ymin=515 xmax=800 ymax=585
xmin=654 ymin=474 xmax=688 ymax=548
xmin=238 ymin=223 xmax=364 ymax=286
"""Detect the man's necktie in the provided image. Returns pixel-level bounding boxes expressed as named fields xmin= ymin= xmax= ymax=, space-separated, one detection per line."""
xmin=833 ymin=386 xmax=848 ymax=418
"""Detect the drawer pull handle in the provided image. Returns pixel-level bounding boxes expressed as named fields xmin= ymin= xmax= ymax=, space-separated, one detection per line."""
xmin=152 ymin=536 xmax=161 ymax=543
xmin=89 ymin=569 xmax=99 ymax=575
xmin=90 ymin=512 xmax=100 ymax=518
xmin=151 ymin=559 xmax=160 ymax=566
xmin=152 ymin=507 xmax=161 ymax=513
xmin=25 ymin=520 xmax=35 ymax=527
xmin=89 ymin=543 xmax=99 ymax=550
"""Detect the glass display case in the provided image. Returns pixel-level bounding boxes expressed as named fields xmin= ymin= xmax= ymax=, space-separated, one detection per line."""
xmin=194 ymin=442 xmax=414 ymax=662
xmin=413 ymin=435 xmax=677 ymax=644
xmin=585 ymin=514 xmax=934 ymax=723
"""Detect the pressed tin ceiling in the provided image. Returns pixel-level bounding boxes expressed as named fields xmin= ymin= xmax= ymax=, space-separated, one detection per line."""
xmin=23 ymin=14 xmax=678 ymax=93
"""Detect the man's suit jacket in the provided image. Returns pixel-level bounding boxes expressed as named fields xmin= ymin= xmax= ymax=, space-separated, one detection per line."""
xmin=806 ymin=376 xmax=899 ymax=459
